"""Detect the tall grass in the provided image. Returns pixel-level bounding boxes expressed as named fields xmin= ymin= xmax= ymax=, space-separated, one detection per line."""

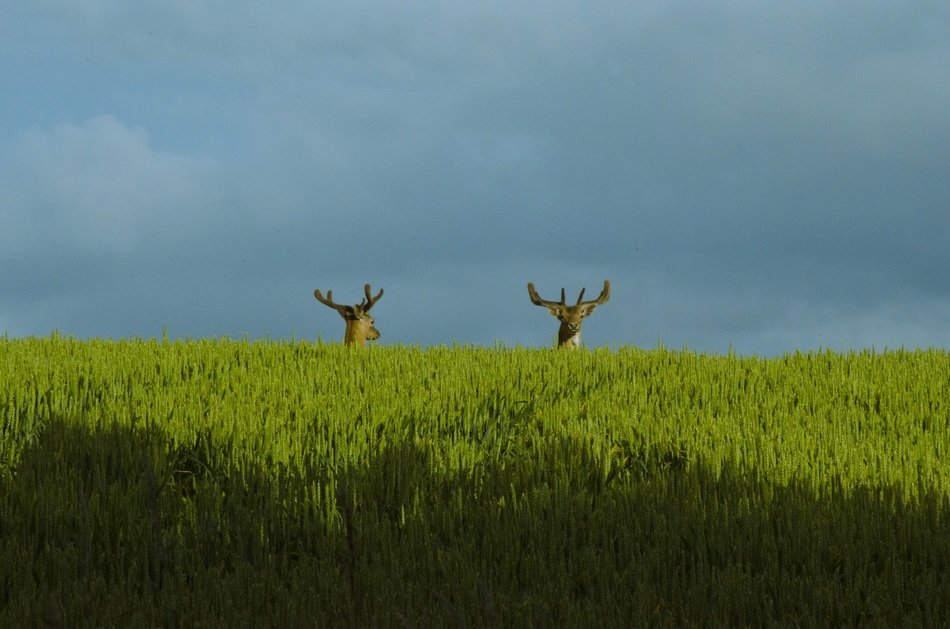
xmin=2 ymin=336 xmax=949 ymax=625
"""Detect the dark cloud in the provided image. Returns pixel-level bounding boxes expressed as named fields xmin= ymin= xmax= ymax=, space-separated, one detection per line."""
xmin=2 ymin=2 xmax=949 ymax=353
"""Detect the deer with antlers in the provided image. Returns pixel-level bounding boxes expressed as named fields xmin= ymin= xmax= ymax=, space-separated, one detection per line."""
xmin=313 ymin=283 xmax=384 ymax=347
xmin=527 ymin=280 xmax=611 ymax=349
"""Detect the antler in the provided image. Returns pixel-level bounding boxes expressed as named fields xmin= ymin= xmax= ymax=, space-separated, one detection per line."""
xmin=315 ymin=284 xmax=384 ymax=316
xmin=313 ymin=288 xmax=349 ymax=316
xmin=577 ymin=280 xmax=610 ymax=306
xmin=360 ymin=284 xmax=384 ymax=312
xmin=528 ymin=280 xmax=610 ymax=308
xmin=527 ymin=282 xmax=565 ymax=308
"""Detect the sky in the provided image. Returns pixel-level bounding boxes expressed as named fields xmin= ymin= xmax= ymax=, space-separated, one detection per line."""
xmin=2 ymin=1 xmax=949 ymax=355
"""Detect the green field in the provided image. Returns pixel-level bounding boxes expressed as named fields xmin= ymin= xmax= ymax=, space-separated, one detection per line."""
xmin=2 ymin=336 xmax=949 ymax=626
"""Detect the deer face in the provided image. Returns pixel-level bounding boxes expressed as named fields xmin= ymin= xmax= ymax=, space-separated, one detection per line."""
xmin=345 ymin=307 xmax=380 ymax=342
xmin=545 ymin=303 xmax=600 ymax=335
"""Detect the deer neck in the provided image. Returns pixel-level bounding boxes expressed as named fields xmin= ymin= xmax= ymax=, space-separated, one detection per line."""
xmin=343 ymin=321 xmax=367 ymax=347
xmin=557 ymin=323 xmax=581 ymax=349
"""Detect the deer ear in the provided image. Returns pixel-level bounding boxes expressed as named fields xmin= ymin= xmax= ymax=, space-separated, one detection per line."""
xmin=577 ymin=304 xmax=599 ymax=318
xmin=545 ymin=305 xmax=563 ymax=319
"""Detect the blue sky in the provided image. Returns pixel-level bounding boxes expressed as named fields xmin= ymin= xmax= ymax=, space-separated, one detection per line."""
xmin=2 ymin=1 xmax=949 ymax=354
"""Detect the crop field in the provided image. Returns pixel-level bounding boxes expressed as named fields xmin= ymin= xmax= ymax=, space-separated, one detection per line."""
xmin=2 ymin=335 xmax=950 ymax=626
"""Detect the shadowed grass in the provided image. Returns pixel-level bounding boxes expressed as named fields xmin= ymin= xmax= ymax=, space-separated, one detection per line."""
xmin=1 ymin=417 xmax=949 ymax=626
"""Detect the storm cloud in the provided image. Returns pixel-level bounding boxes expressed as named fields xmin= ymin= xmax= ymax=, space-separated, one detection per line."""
xmin=2 ymin=1 xmax=949 ymax=354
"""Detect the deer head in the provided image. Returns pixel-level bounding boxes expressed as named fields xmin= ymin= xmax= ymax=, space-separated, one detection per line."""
xmin=313 ymin=283 xmax=384 ymax=347
xmin=527 ymin=280 xmax=610 ymax=349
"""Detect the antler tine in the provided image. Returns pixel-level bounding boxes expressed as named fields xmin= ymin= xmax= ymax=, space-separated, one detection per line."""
xmin=572 ymin=280 xmax=612 ymax=306
xmin=528 ymin=282 xmax=557 ymax=307
xmin=560 ymin=288 xmax=566 ymax=305
xmin=576 ymin=287 xmax=586 ymax=304
xmin=362 ymin=283 xmax=384 ymax=311
xmin=589 ymin=280 xmax=611 ymax=304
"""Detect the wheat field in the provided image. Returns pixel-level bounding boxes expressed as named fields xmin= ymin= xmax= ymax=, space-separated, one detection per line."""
xmin=2 ymin=335 xmax=949 ymax=626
